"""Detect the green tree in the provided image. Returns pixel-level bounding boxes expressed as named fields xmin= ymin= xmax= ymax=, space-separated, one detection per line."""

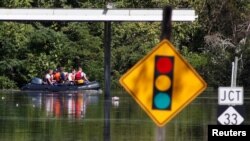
xmin=0 ymin=0 xmax=32 ymax=7
xmin=0 ymin=0 xmax=250 ymax=89
xmin=195 ymin=0 xmax=250 ymax=87
xmin=0 ymin=22 xmax=34 ymax=87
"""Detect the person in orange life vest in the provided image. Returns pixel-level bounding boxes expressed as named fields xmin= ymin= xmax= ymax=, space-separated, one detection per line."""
xmin=53 ymin=69 xmax=61 ymax=83
xmin=75 ymin=67 xmax=89 ymax=84
xmin=44 ymin=69 xmax=54 ymax=85
xmin=53 ymin=67 xmax=67 ymax=83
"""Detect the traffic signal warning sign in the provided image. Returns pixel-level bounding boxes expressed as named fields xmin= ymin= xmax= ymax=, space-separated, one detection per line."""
xmin=119 ymin=39 xmax=207 ymax=127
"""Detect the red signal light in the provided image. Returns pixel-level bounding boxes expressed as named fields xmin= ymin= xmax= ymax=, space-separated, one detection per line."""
xmin=156 ymin=57 xmax=173 ymax=73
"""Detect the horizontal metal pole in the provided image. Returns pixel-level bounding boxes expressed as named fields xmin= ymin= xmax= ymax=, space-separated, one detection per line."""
xmin=0 ymin=8 xmax=197 ymax=21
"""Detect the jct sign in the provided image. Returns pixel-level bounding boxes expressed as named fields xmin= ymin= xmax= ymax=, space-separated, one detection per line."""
xmin=218 ymin=87 xmax=243 ymax=105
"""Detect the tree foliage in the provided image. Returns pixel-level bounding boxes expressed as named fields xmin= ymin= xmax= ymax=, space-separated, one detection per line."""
xmin=0 ymin=0 xmax=249 ymax=89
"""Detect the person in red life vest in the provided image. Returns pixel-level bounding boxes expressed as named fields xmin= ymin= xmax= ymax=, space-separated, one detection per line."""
xmin=75 ymin=67 xmax=89 ymax=84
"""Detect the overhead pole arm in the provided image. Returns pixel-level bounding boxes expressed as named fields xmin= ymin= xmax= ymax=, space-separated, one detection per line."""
xmin=0 ymin=9 xmax=197 ymax=22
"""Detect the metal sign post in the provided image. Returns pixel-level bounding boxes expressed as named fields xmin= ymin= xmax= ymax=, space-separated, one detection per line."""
xmin=156 ymin=6 xmax=172 ymax=141
xmin=217 ymin=57 xmax=245 ymax=125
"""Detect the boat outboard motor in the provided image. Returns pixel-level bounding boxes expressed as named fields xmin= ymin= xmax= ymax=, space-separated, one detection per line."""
xmin=31 ymin=77 xmax=43 ymax=84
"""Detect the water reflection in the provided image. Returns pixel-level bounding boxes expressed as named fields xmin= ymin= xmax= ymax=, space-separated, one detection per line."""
xmin=27 ymin=92 xmax=99 ymax=119
xmin=0 ymin=90 xmax=249 ymax=141
xmin=0 ymin=90 xmax=104 ymax=141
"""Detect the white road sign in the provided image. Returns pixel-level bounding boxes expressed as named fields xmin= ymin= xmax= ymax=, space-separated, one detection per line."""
xmin=218 ymin=87 xmax=243 ymax=105
xmin=217 ymin=106 xmax=244 ymax=125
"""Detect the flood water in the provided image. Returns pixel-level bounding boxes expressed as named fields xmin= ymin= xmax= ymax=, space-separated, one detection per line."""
xmin=0 ymin=89 xmax=249 ymax=141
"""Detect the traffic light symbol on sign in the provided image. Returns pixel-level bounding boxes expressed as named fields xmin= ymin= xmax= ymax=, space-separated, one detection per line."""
xmin=153 ymin=56 xmax=174 ymax=110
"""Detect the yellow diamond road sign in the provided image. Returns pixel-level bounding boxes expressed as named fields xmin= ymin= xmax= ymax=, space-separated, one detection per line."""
xmin=119 ymin=39 xmax=207 ymax=127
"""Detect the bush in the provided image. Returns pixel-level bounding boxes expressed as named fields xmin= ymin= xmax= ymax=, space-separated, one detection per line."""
xmin=0 ymin=76 xmax=18 ymax=89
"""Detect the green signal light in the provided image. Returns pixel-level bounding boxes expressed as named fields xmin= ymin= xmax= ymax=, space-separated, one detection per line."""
xmin=154 ymin=92 xmax=171 ymax=109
